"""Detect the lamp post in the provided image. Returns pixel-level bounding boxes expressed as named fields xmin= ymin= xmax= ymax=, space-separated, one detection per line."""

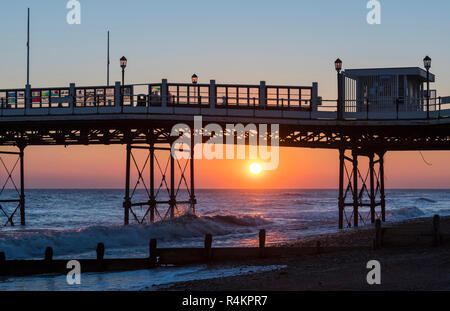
xmin=120 ymin=56 xmax=127 ymax=86
xmin=423 ymin=56 xmax=431 ymax=119
xmin=335 ymin=58 xmax=343 ymax=120
xmin=191 ymin=74 xmax=198 ymax=84
xmin=191 ymin=74 xmax=198 ymax=104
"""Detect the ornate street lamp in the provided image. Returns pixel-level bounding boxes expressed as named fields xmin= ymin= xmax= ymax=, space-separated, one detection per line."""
xmin=191 ymin=74 xmax=199 ymax=104
xmin=423 ymin=56 xmax=431 ymax=70
xmin=335 ymin=59 xmax=343 ymax=119
xmin=191 ymin=74 xmax=198 ymax=84
xmin=335 ymin=58 xmax=342 ymax=73
xmin=423 ymin=56 xmax=431 ymax=119
xmin=120 ymin=56 xmax=127 ymax=85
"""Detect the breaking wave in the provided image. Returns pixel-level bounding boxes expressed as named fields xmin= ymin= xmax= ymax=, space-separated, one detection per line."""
xmin=0 ymin=214 xmax=269 ymax=260
xmin=388 ymin=206 xmax=425 ymax=218
xmin=416 ymin=197 xmax=437 ymax=203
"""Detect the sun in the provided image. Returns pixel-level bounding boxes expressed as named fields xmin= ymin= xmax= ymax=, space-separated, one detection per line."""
xmin=249 ymin=162 xmax=263 ymax=175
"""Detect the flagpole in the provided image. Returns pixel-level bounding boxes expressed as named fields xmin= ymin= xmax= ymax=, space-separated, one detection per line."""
xmin=26 ymin=8 xmax=30 ymax=87
xmin=107 ymin=30 xmax=110 ymax=86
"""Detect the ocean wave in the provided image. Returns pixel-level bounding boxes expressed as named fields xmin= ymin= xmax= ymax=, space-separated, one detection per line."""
xmin=279 ymin=192 xmax=302 ymax=197
xmin=388 ymin=206 xmax=425 ymax=218
xmin=0 ymin=214 xmax=269 ymax=260
xmin=293 ymin=199 xmax=315 ymax=206
xmin=205 ymin=215 xmax=270 ymax=227
xmin=416 ymin=197 xmax=437 ymax=203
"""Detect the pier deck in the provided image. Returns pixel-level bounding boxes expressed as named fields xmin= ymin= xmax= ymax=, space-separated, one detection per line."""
xmin=0 ymin=80 xmax=449 ymax=229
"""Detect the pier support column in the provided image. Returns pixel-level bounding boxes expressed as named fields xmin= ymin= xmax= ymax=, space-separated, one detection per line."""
xmin=123 ymin=143 xmax=131 ymax=226
xmin=379 ymin=151 xmax=386 ymax=222
xmin=352 ymin=150 xmax=359 ymax=228
xmin=122 ymin=132 xmax=197 ymax=225
xmin=19 ymin=145 xmax=25 ymax=226
xmin=190 ymin=133 xmax=196 ymax=215
xmin=169 ymin=150 xmax=175 ymax=219
xmin=369 ymin=153 xmax=376 ymax=224
xmin=0 ymin=146 xmax=27 ymax=227
xmin=338 ymin=149 xmax=386 ymax=229
xmin=149 ymin=142 xmax=156 ymax=223
xmin=338 ymin=147 xmax=345 ymax=229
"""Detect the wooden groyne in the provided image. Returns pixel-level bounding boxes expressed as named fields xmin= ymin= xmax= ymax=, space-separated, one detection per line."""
xmin=374 ymin=214 xmax=449 ymax=249
xmin=1 ymin=216 xmax=448 ymax=278
xmin=0 ymin=229 xmax=368 ymax=277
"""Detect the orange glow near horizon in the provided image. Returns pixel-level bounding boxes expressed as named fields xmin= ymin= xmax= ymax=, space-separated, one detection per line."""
xmin=0 ymin=145 xmax=449 ymax=189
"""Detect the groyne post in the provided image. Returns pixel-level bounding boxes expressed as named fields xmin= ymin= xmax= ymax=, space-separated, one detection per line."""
xmin=149 ymin=239 xmax=157 ymax=266
xmin=44 ymin=247 xmax=53 ymax=273
xmin=433 ymin=214 xmax=441 ymax=247
xmin=316 ymin=241 xmax=321 ymax=255
xmin=96 ymin=242 xmax=105 ymax=271
xmin=374 ymin=219 xmax=382 ymax=249
xmin=0 ymin=251 xmax=5 ymax=275
xmin=44 ymin=247 xmax=53 ymax=262
xmin=96 ymin=243 xmax=105 ymax=261
xmin=259 ymin=229 xmax=266 ymax=258
xmin=204 ymin=234 xmax=213 ymax=261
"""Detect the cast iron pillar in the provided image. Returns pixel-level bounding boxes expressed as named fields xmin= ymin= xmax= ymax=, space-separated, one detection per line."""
xmin=369 ymin=153 xmax=376 ymax=224
xmin=352 ymin=150 xmax=359 ymax=228
xmin=338 ymin=146 xmax=345 ymax=229
xmin=19 ymin=145 xmax=25 ymax=226
xmin=123 ymin=143 xmax=131 ymax=225
xmin=189 ymin=132 xmax=196 ymax=214
xmin=149 ymin=142 xmax=156 ymax=223
xmin=122 ymin=136 xmax=196 ymax=225
xmin=338 ymin=149 xmax=386 ymax=229
xmin=0 ymin=145 xmax=27 ymax=227
xmin=378 ymin=151 xmax=386 ymax=222
xmin=169 ymin=150 xmax=175 ymax=219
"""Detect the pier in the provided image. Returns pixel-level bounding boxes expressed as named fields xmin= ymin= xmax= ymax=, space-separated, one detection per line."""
xmin=0 ymin=65 xmax=449 ymax=229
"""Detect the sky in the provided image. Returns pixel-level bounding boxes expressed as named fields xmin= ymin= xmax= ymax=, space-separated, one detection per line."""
xmin=0 ymin=0 xmax=449 ymax=189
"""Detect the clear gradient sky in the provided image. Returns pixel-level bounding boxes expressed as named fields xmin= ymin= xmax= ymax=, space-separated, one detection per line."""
xmin=0 ymin=0 xmax=449 ymax=189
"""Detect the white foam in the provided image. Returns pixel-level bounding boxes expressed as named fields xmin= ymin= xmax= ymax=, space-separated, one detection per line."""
xmin=0 ymin=214 xmax=269 ymax=259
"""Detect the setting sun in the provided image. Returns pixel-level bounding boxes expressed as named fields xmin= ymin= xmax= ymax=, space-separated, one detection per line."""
xmin=249 ymin=163 xmax=263 ymax=175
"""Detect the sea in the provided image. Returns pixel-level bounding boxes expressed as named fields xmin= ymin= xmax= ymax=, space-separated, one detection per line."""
xmin=0 ymin=189 xmax=448 ymax=290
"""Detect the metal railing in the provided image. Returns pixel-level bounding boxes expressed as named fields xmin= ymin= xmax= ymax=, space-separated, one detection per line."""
xmin=0 ymin=82 xmax=449 ymax=120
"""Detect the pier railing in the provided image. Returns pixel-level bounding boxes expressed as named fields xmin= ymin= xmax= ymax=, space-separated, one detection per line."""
xmin=0 ymin=80 xmax=449 ymax=120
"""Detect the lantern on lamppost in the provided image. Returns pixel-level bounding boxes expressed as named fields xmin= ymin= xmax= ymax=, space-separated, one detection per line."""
xmin=191 ymin=74 xmax=198 ymax=84
xmin=335 ymin=58 xmax=342 ymax=73
xmin=335 ymin=58 xmax=343 ymax=119
xmin=191 ymin=74 xmax=199 ymax=104
xmin=120 ymin=56 xmax=127 ymax=85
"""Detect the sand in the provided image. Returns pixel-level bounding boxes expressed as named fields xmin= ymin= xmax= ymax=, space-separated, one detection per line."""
xmin=160 ymin=216 xmax=450 ymax=291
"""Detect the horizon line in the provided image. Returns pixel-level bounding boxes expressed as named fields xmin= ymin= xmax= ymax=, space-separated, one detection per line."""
xmin=5 ymin=187 xmax=450 ymax=191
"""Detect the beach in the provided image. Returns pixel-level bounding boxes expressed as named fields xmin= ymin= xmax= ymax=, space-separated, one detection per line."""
xmin=162 ymin=216 xmax=450 ymax=291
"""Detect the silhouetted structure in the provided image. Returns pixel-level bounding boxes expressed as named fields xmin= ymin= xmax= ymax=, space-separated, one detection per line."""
xmin=0 ymin=70 xmax=449 ymax=229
